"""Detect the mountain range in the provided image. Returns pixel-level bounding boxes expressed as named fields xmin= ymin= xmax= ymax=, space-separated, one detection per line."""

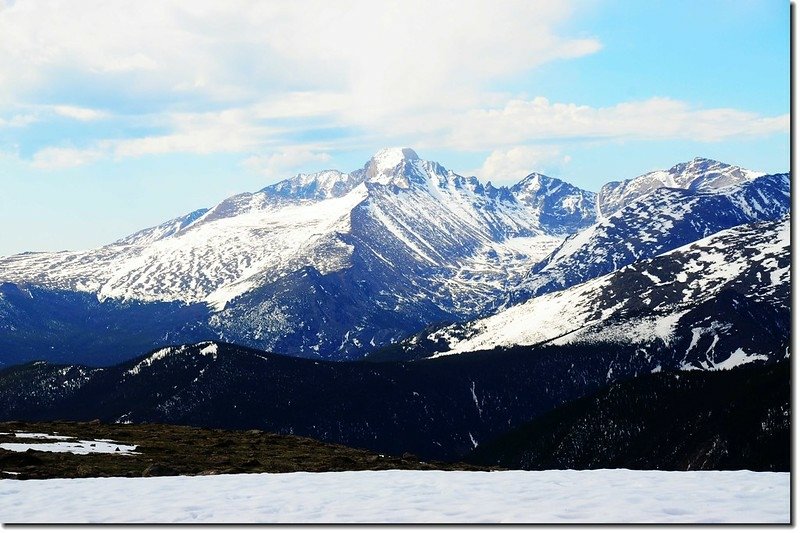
xmin=0 ymin=149 xmax=787 ymax=368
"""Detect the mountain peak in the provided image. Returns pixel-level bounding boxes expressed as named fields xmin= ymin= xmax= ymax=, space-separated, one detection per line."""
xmin=510 ymin=172 xmax=597 ymax=235
xmin=363 ymin=147 xmax=425 ymax=188
xmin=260 ymin=169 xmax=359 ymax=201
xmin=690 ymin=156 xmax=721 ymax=164
xmin=514 ymin=172 xmax=561 ymax=190
xmin=597 ymin=157 xmax=763 ymax=217
xmin=669 ymin=157 xmax=726 ymax=174
xmin=371 ymin=147 xmax=419 ymax=166
xmin=367 ymin=147 xmax=420 ymax=176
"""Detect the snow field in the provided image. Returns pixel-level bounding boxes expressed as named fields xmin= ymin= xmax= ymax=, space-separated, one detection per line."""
xmin=0 ymin=469 xmax=788 ymax=523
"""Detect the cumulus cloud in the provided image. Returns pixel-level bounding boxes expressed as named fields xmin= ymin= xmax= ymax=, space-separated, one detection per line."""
xmin=0 ymin=0 xmax=598 ymax=114
xmin=469 ymin=146 xmax=571 ymax=183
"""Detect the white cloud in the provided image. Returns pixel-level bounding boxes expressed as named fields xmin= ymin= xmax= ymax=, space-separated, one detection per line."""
xmin=242 ymin=148 xmax=332 ymax=179
xmin=3 ymin=2 xmax=787 ymax=171
xmin=24 ymin=93 xmax=789 ymax=171
xmin=0 ymin=113 xmax=37 ymax=127
xmin=112 ymin=109 xmax=275 ymax=158
xmin=51 ymin=105 xmax=109 ymax=121
xmin=28 ymin=107 xmax=283 ymax=167
xmin=31 ymin=147 xmax=103 ymax=169
xmin=435 ymin=97 xmax=789 ymax=150
xmin=469 ymin=146 xmax=570 ymax=183
xmin=0 ymin=105 xmax=107 ymax=128
xmin=0 ymin=0 xmax=599 ymax=116
xmin=251 ymin=92 xmax=350 ymax=120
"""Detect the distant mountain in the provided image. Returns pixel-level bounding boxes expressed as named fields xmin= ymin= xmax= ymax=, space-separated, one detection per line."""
xmin=510 ymin=173 xmax=597 ymax=234
xmin=1 ymin=148 xmax=598 ymax=365
xmin=260 ymin=169 xmax=361 ymax=201
xmin=466 ymin=359 xmax=789 ymax=472
xmin=0 ymin=152 xmax=784 ymax=366
xmin=511 ymin=172 xmax=789 ymax=302
xmin=596 ymin=157 xmax=762 ymax=217
xmin=388 ymin=216 xmax=789 ymax=369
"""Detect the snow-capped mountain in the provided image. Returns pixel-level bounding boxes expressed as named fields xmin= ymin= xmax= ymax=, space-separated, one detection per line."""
xmin=393 ymin=216 xmax=789 ymax=371
xmin=0 ymin=150 xmax=785 ymax=366
xmin=0 ymin=148 xmax=596 ymax=364
xmin=510 ymin=173 xmax=597 ymax=234
xmin=260 ymin=169 xmax=360 ymax=201
xmin=511 ymin=172 xmax=789 ymax=302
xmin=596 ymin=157 xmax=762 ymax=217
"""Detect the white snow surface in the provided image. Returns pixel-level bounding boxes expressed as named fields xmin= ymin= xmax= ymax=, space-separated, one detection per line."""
xmin=0 ymin=469 xmax=787 ymax=523
xmin=0 ymin=433 xmax=137 ymax=455
xmin=0 ymin=440 xmax=137 ymax=455
xmin=13 ymin=432 xmax=65 ymax=440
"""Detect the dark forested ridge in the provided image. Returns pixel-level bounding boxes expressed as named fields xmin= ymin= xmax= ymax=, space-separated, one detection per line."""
xmin=0 ymin=340 xmax=789 ymax=469
xmin=467 ymin=359 xmax=789 ymax=471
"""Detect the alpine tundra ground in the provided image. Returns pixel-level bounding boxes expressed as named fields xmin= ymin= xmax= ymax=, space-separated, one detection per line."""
xmin=0 ymin=421 xmax=487 ymax=480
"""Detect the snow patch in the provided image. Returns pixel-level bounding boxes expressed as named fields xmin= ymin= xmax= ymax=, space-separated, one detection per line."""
xmin=199 ymin=342 xmax=218 ymax=356
xmin=1 ymin=433 xmax=138 ymax=455
xmin=713 ymin=348 xmax=769 ymax=371
xmin=126 ymin=347 xmax=176 ymax=376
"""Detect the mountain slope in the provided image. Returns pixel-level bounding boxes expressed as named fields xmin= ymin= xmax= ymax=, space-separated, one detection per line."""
xmin=466 ymin=359 xmax=789 ymax=471
xmin=391 ymin=216 xmax=789 ymax=370
xmin=0 ymin=283 xmax=214 ymax=366
xmin=0 ymin=153 xmax=781 ymax=365
xmin=0 ymin=341 xmax=629 ymax=461
xmin=512 ymin=172 xmax=789 ymax=302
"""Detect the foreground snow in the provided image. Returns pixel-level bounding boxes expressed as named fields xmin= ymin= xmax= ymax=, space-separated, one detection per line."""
xmin=0 ymin=469 xmax=788 ymax=523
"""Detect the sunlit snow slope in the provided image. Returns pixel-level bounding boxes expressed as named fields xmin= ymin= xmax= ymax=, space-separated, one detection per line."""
xmin=406 ymin=216 xmax=789 ymax=371
xmin=0 ymin=470 xmax=789 ymax=523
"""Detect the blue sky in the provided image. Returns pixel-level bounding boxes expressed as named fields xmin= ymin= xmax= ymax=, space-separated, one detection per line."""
xmin=0 ymin=0 xmax=790 ymax=255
